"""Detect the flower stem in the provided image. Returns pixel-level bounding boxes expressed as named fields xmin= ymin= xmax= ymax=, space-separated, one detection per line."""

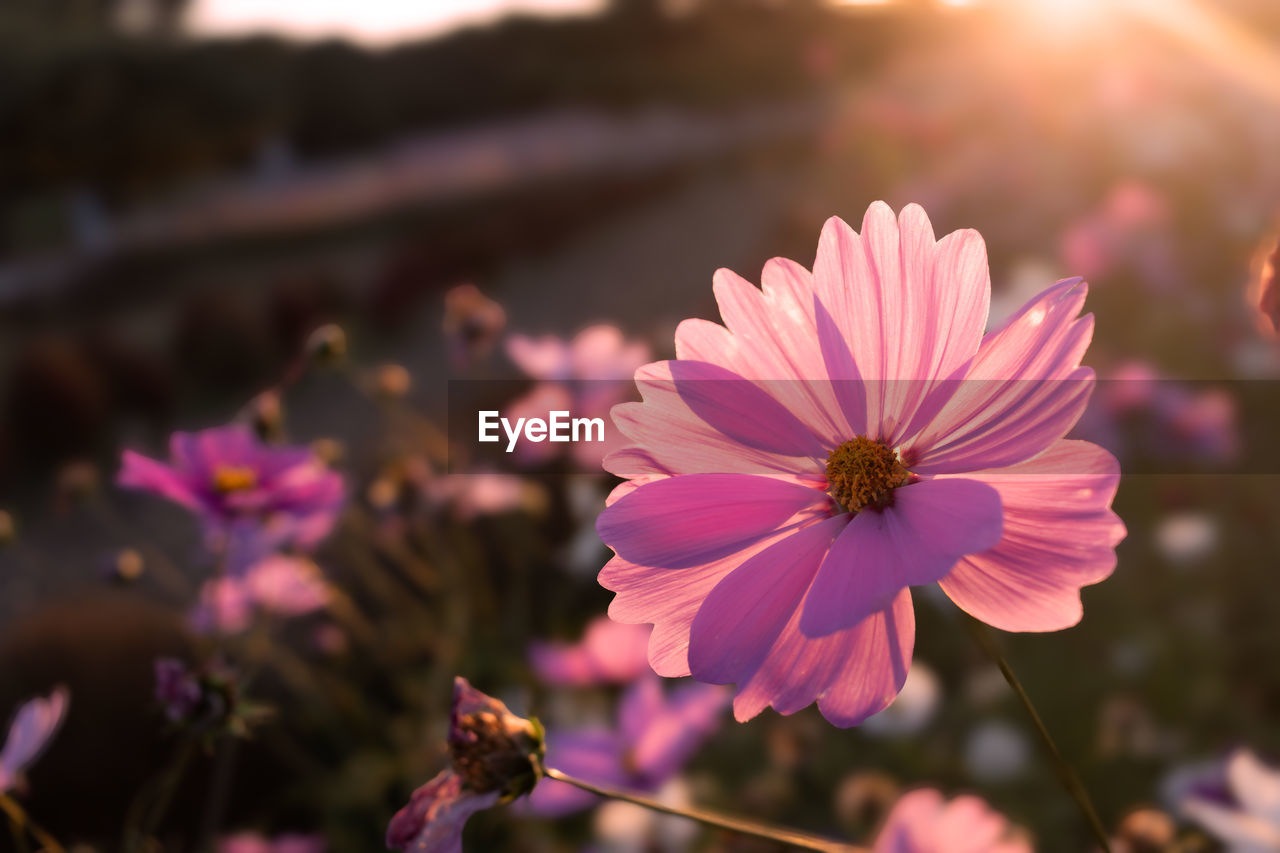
xmin=0 ymin=793 xmax=65 ymax=853
xmin=542 ymin=766 xmax=865 ymax=853
xmin=963 ymin=617 xmax=1112 ymax=852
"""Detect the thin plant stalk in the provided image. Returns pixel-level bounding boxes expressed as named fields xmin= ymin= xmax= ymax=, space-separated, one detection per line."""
xmin=963 ymin=617 xmax=1112 ymax=852
xmin=543 ymin=766 xmax=865 ymax=853
xmin=0 ymin=793 xmax=64 ymax=853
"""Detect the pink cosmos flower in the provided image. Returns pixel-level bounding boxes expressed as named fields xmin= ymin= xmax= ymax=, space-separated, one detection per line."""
xmin=529 ymin=617 xmax=652 ymax=686
xmin=1252 ymin=233 xmax=1279 ymax=334
xmin=526 ymin=674 xmax=729 ymax=817
xmin=598 ymin=202 xmax=1124 ymax=727
xmin=0 ymin=687 xmax=69 ymax=793
xmin=189 ymin=555 xmax=331 ymax=635
xmin=387 ymin=678 xmax=544 ymax=853
xmin=505 ymin=325 xmax=651 ymax=469
xmin=1175 ymin=750 xmax=1280 ymax=851
xmin=874 ymin=789 xmax=1030 ymax=853
xmin=118 ymin=424 xmax=344 ymax=569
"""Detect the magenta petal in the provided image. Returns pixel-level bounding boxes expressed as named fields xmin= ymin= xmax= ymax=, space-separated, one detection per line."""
xmin=614 ymin=361 xmax=825 ymax=478
xmin=386 ymin=770 xmax=501 ymax=853
xmin=668 ymin=360 xmax=826 ymax=458
xmin=629 ymin=681 xmax=729 ymax=784
xmin=117 ymin=451 xmax=202 ymax=511
xmin=814 ymin=589 xmax=915 ymax=727
xmin=939 ymin=440 xmax=1125 ymax=632
xmin=688 ymin=516 xmax=844 ymax=685
xmin=0 ymin=687 xmax=69 ymax=792
xmin=814 ymin=295 xmax=868 ymax=437
xmin=597 ymin=474 xmax=827 ymax=569
xmin=908 ymin=278 xmax=1096 ymax=474
xmin=801 ymin=479 xmax=1003 ymax=637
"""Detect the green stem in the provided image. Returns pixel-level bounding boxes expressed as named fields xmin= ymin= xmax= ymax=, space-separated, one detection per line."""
xmin=963 ymin=617 xmax=1112 ymax=852
xmin=542 ymin=767 xmax=864 ymax=853
xmin=0 ymin=793 xmax=65 ymax=853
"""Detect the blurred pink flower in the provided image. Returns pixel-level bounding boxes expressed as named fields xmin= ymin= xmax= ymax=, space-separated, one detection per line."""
xmin=1058 ymin=182 xmax=1177 ymax=291
xmin=505 ymin=325 xmax=651 ymax=469
xmin=119 ymin=425 xmax=344 ymax=569
xmin=529 ymin=618 xmax=652 ymax=686
xmin=526 ymin=675 xmax=728 ymax=817
xmin=1177 ymin=750 xmax=1280 ymax=851
xmin=0 ymin=687 xmax=69 ymax=794
xmin=444 ymin=283 xmax=506 ymax=370
xmin=598 ymin=202 xmax=1124 ymax=727
xmin=189 ymin=556 xmax=331 ymax=635
xmin=874 ymin=789 xmax=1030 ymax=853
xmin=1076 ymin=360 xmax=1239 ymax=465
xmin=388 ymin=678 xmax=543 ymax=853
xmin=218 ymin=833 xmax=326 ymax=853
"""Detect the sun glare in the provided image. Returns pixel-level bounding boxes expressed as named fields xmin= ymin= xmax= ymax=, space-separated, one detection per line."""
xmin=188 ymin=0 xmax=607 ymax=45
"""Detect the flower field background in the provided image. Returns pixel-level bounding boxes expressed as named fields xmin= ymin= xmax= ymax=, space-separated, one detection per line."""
xmin=0 ymin=1 xmax=1279 ymax=851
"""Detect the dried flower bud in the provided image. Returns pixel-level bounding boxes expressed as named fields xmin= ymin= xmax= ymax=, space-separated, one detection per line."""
xmin=371 ymin=364 xmax=412 ymax=399
xmin=248 ymin=391 xmax=285 ymax=441
xmin=447 ymin=677 xmax=544 ymax=799
xmin=103 ymin=548 xmax=145 ymax=584
xmin=305 ymin=324 xmax=347 ymax=364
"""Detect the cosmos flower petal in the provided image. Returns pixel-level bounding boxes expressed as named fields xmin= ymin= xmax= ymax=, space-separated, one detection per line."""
xmin=618 ymin=676 xmax=665 ymax=746
xmin=525 ymin=730 xmax=627 ymax=818
xmin=873 ymin=789 xmax=1031 ymax=853
xmin=908 ymin=278 xmax=1095 ymax=473
xmin=0 ymin=687 xmax=69 ymax=791
xmin=801 ymin=479 xmax=1003 ymax=637
xmin=813 ymin=203 xmax=989 ymax=441
xmin=688 ymin=516 xmax=845 ymax=685
xmin=385 ymin=770 xmax=501 ymax=853
xmin=597 ymin=474 xmax=829 ymax=569
xmin=613 ymin=361 xmax=825 ymax=478
xmin=938 ymin=440 xmax=1124 ymax=632
xmin=668 ymin=360 xmax=827 ymax=458
xmin=814 ymin=589 xmax=915 ymax=728
xmin=118 ymin=451 xmax=203 ymax=511
xmin=1181 ymin=796 xmax=1280 ymax=852
xmin=1227 ymin=749 xmax=1280 ymax=827
xmin=599 ymin=526 xmax=798 ymax=678
xmin=628 ymin=681 xmax=730 ymax=783
xmin=814 ymin=295 xmax=868 ymax=436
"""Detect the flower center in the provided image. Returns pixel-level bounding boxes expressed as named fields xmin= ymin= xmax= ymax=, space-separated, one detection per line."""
xmin=212 ymin=465 xmax=258 ymax=494
xmin=825 ymin=436 xmax=909 ymax=513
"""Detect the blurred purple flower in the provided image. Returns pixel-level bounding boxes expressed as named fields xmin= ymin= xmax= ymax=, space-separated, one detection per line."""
xmin=118 ymin=424 xmax=344 ymax=569
xmin=1074 ymin=360 xmax=1239 ymax=465
xmin=505 ymin=325 xmax=651 ymax=470
xmin=444 ymin=283 xmax=506 ymax=370
xmin=189 ymin=556 xmax=331 ymax=635
xmin=1176 ymin=750 xmax=1280 ymax=851
xmin=387 ymin=678 xmax=544 ymax=853
xmin=526 ymin=675 xmax=728 ymax=817
xmin=155 ymin=658 xmax=202 ymax=722
xmin=873 ymin=789 xmax=1030 ymax=853
xmin=218 ymin=832 xmax=326 ymax=853
xmin=0 ymin=687 xmax=69 ymax=794
xmin=529 ymin=618 xmax=652 ymax=687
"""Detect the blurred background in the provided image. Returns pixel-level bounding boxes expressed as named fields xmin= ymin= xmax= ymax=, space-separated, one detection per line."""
xmin=1 ymin=0 xmax=1279 ymax=850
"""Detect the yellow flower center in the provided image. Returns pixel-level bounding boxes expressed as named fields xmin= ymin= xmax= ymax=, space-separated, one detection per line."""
xmin=212 ymin=465 xmax=258 ymax=494
xmin=825 ymin=436 xmax=909 ymax=513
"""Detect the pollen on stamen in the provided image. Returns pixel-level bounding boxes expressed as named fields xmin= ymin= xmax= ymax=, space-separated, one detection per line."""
xmin=212 ymin=465 xmax=258 ymax=494
xmin=825 ymin=436 xmax=910 ymax=513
